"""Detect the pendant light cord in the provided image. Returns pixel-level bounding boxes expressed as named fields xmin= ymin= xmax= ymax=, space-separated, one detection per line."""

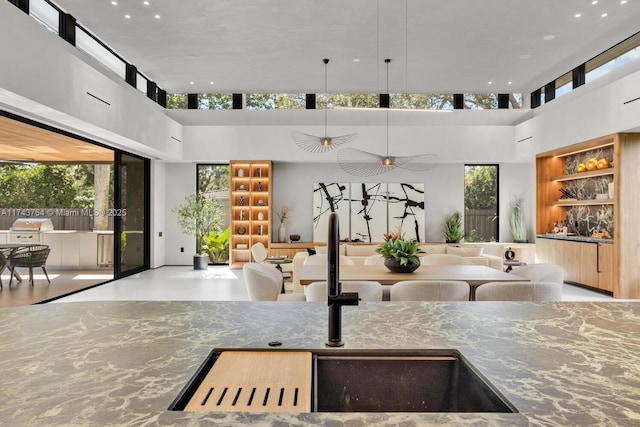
xmin=323 ymin=58 xmax=328 ymax=137
xmin=385 ymin=58 xmax=390 ymax=158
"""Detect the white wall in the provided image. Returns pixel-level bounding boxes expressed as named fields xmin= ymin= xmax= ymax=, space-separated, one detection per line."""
xmin=0 ymin=1 xmax=182 ymax=161
xmin=179 ymin=118 xmax=521 ymax=164
xmin=514 ymin=66 xmax=640 ymax=159
xmin=164 ymin=163 xmax=197 ymax=265
xmin=272 ymin=161 xmax=532 ymax=243
xmin=161 ymin=159 xmax=532 ymax=263
xmin=150 ymin=160 xmax=165 ymax=268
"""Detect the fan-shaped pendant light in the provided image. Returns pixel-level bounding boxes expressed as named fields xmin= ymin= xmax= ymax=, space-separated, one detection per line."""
xmin=337 ymin=59 xmax=439 ymax=177
xmin=292 ymin=59 xmax=358 ymax=153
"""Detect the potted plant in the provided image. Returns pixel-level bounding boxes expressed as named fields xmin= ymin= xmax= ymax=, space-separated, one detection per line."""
xmin=376 ymin=232 xmax=425 ymax=273
xmin=174 ymin=193 xmax=225 ymax=269
xmin=443 ymin=211 xmax=465 ymax=243
xmin=509 ymin=198 xmax=528 ymax=243
xmin=202 ymin=227 xmax=230 ymax=264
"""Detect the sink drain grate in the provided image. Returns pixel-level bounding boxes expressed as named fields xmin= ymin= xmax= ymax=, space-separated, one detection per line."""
xmin=184 ymin=351 xmax=312 ymax=412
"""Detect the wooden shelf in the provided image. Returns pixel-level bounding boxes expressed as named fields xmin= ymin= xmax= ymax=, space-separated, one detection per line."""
xmin=552 ymin=168 xmax=614 ymax=182
xmin=229 ymin=160 xmax=273 ymax=267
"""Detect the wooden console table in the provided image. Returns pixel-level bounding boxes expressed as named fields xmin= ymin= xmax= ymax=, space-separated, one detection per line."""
xmin=269 ymin=242 xmax=315 ymax=260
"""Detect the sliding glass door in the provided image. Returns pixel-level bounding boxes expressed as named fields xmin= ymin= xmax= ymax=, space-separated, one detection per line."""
xmin=114 ymin=152 xmax=150 ymax=277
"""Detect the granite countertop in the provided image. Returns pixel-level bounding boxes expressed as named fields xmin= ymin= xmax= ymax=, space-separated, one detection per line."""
xmin=1 ymin=301 xmax=640 ymax=425
xmin=536 ymin=233 xmax=614 ymax=243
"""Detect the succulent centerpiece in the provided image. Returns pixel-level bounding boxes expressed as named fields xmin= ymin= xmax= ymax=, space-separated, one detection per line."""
xmin=376 ymin=231 xmax=424 ymax=273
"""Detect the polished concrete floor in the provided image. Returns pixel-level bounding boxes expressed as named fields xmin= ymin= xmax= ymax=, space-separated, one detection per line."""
xmin=0 ymin=267 xmax=114 ymax=308
xmin=50 ymin=265 xmax=622 ymax=304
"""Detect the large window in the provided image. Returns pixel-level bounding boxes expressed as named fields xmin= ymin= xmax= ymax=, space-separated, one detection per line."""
xmin=246 ymin=93 xmax=306 ymax=110
xmin=76 ymin=27 xmax=126 ymax=79
xmin=464 ymin=165 xmax=499 ymax=242
xmin=390 ymin=93 xmax=454 ymax=109
xmin=197 ymin=164 xmax=231 ymax=264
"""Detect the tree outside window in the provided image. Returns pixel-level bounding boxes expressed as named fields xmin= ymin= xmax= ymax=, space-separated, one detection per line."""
xmin=464 ymin=165 xmax=498 ymax=242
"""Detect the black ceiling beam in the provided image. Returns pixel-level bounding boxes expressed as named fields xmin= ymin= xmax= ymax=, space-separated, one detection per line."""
xmin=306 ymin=94 xmax=316 ymax=109
xmin=9 ymin=0 xmax=29 ymax=14
xmin=59 ymin=13 xmax=76 ymax=46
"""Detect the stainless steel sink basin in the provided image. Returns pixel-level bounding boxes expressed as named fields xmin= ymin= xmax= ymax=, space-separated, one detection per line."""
xmin=169 ymin=349 xmax=516 ymax=414
xmin=313 ymin=349 xmax=516 ymax=413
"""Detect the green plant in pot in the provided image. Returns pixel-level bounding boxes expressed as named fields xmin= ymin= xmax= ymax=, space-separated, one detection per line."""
xmin=174 ymin=193 xmax=226 ymax=270
xmin=376 ymin=232 xmax=425 ymax=273
xmin=443 ymin=211 xmax=465 ymax=243
xmin=509 ymin=198 xmax=528 ymax=243
xmin=202 ymin=227 xmax=230 ymax=264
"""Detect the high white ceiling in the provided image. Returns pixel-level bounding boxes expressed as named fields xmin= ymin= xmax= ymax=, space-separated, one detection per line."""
xmin=51 ymin=0 xmax=640 ymax=95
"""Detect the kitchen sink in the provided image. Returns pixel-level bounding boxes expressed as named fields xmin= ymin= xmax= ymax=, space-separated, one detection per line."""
xmin=169 ymin=349 xmax=516 ymax=414
xmin=313 ymin=349 xmax=516 ymax=413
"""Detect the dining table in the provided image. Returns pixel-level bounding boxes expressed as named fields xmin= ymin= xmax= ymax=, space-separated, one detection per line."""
xmin=0 ymin=243 xmax=38 ymax=283
xmin=299 ymin=263 xmax=528 ymax=300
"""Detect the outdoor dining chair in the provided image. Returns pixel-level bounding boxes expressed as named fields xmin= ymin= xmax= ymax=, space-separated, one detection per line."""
xmin=8 ymin=245 xmax=51 ymax=286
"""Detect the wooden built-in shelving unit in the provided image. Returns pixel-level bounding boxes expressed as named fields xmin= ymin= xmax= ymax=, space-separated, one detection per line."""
xmin=536 ymin=133 xmax=640 ymax=298
xmin=229 ymin=161 xmax=272 ymax=268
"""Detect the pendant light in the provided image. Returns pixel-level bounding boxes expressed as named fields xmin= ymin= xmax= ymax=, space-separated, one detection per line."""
xmin=337 ymin=59 xmax=439 ymax=177
xmin=292 ymin=59 xmax=358 ymax=153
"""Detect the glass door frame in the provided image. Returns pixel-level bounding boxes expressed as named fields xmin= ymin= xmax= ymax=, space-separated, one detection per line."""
xmin=114 ymin=150 xmax=150 ymax=278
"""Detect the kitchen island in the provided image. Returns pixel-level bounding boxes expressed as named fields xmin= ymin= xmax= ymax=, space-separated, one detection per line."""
xmin=1 ymin=300 xmax=639 ymax=425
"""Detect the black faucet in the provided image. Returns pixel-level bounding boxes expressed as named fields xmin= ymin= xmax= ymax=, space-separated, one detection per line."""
xmin=326 ymin=213 xmax=359 ymax=347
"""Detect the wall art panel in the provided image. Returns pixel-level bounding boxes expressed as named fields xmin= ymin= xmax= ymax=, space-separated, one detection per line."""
xmin=313 ymin=182 xmax=425 ymax=242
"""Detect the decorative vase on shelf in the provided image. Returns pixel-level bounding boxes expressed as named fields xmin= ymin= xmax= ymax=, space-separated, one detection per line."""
xmin=278 ymin=222 xmax=286 ymax=243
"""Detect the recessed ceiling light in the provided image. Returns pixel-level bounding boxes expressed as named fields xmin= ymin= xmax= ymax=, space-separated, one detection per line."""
xmin=124 ymin=14 xmax=130 ymax=19
xmin=154 ymin=14 xmax=160 ymax=19
xmin=543 ymin=34 xmax=556 ymax=41
xmin=592 ymin=0 xmax=598 ymax=4
xmin=488 ymin=81 xmax=492 ymax=85
xmin=210 ymin=81 xmax=214 ymax=85
xmin=190 ymin=81 xmax=194 ymax=85
xmin=621 ymin=0 xmax=627 ymax=4
xmin=575 ymin=13 xmax=582 ymax=18
xmin=508 ymin=81 xmax=513 ymax=85
xmin=353 ymin=58 xmax=361 ymax=62
xmin=111 ymin=1 xmax=117 ymax=5
xmin=519 ymin=54 xmax=531 ymax=60
xmin=143 ymin=1 xmax=150 ymax=5
xmin=601 ymin=12 xmax=608 ymax=17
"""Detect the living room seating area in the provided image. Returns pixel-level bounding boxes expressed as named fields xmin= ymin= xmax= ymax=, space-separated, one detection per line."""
xmin=291 ymin=242 xmax=509 ymax=293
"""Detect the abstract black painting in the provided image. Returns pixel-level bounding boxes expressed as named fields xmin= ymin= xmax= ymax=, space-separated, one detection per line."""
xmin=313 ymin=182 xmax=425 ymax=242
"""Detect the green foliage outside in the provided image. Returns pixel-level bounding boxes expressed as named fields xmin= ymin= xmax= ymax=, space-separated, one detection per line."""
xmin=174 ymin=194 xmax=227 ymax=258
xmin=317 ymin=94 xmax=379 ymax=109
xmin=376 ymin=238 xmax=424 ymax=266
xmin=464 ymin=165 xmax=497 ymax=209
xmin=0 ymin=164 xmax=98 ymax=208
xmin=198 ymin=165 xmax=230 ymax=193
xmin=196 ymin=165 xmax=231 ymax=263
xmin=165 ymin=92 xmax=523 ymax=110
xmin=464 ymin=165 xmax=498 ymax=242
xmin=247 ymin=93 xmax=306 ymax=110
xmin=199 ymin=93 xmax=233 ymax=109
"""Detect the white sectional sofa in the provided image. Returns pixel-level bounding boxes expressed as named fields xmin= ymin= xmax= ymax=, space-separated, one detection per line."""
xmin=291 ymin=243 xmax=506 ymax=293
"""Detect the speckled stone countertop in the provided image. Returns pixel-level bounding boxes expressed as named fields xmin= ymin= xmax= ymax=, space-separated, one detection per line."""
xmin=536 ymin=233 xmax=613 ymax=243
xmin=1 ymin=301 xmax=640 ymax=426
